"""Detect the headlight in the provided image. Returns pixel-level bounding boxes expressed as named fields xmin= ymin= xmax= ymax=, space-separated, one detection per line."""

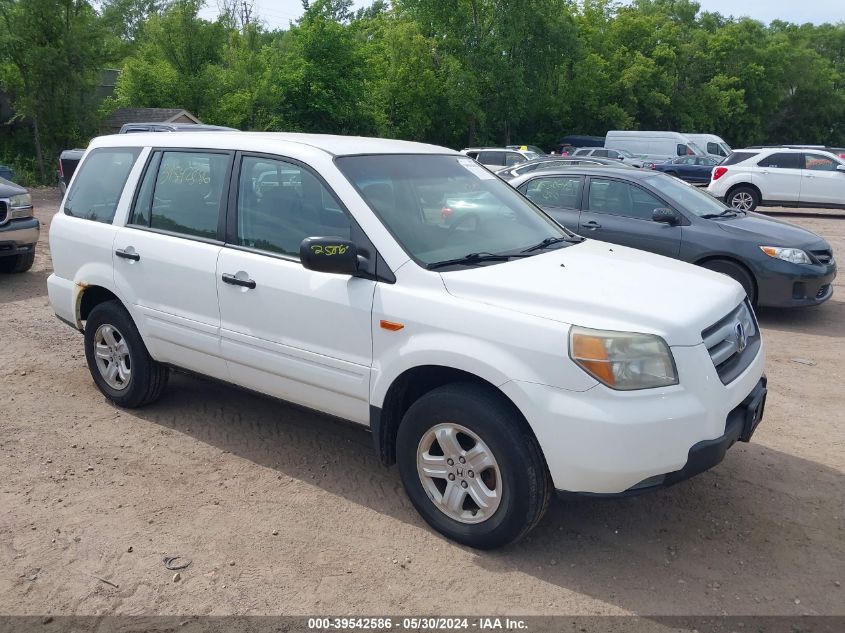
xmin=7 ymin=193 xmax=33 ymax=219
xmin=759 ymin=246 xmax=811 ymax=264
xmin=10 ymin=193 xmax=31 ymax=208
xmin=569 ymin=326 xmax=678 ymax=391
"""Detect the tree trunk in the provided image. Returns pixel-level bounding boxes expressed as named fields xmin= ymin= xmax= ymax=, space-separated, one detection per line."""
xmin=32 ymin=116 xmax=47 ymax=183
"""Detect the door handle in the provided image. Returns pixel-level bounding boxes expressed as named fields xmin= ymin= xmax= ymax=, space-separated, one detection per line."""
xmin=221 ymin=273 xmax=256 ymax=289
xmin=582 ymin=221 xmax=602 ymax=230
xmin=115 ymin=249 xmax=140 ymax=261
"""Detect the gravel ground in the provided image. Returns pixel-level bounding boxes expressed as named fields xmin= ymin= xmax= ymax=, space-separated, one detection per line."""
xmin=0 ymin=189 xmax=842 ymax=616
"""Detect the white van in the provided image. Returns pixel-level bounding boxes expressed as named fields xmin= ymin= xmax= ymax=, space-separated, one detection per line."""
xmin=48 ymin=132 xmax=766 ymax=549
xmin=605 ymin=131 xmax=705 ymax=163
xmin=685 ymin=133 xmax=732 ymax=159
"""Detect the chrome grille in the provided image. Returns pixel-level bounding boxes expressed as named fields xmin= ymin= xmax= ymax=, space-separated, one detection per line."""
xmin=810 ymin=249 xmax=833 ymax=265
xmin=0 ymin=200 xmax=8 ymax=225
xmin=702 ymin=301 xmax=760 ymax=384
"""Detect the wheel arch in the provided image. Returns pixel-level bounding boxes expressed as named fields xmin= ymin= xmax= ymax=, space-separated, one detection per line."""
xmin=77 ymin=284 xmax=124 ymax=325
xmin=725 ymin=181 xmax=762 ymax=204
xmin=694 ymin=255 xmax=758 ymax=302
xmin=371 ymin=365 xmax=538 ymax=467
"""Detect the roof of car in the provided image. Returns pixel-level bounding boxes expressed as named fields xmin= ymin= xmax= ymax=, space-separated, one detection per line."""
xmin=90 ymin=132 xmax=458 ymax=157
xmin=511 ymin=166 xmax=658 ymax=182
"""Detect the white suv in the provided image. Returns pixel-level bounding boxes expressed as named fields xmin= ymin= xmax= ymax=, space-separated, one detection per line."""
xmin=708 ymin=147 xmax=845 ymax=212
xmin=49 ymin=133 xmax=767 ymax=549
xmin=460 ymin=147 xmax=539 ymax=168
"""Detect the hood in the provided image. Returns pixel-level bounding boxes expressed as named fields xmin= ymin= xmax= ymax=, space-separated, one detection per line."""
xmin=440 ymin=239 xmax=745 ymax=346
xmin=715 ymin=212 xmax=829 ymax=250
xmin=0 ymin=177 xmax=27 ymax=196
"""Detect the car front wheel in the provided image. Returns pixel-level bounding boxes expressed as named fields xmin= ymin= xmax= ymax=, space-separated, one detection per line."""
xmin=396 ymin=383 xmax=551 ymax=549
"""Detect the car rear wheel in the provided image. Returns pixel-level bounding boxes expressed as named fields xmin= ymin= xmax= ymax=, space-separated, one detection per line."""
xmin=84 ymin=300 xmax=168 ymax=408
xmin=701 ymin=259 xmax=757 ymax=305
xmin=0 ymin=250 xmax=35 ymax=273
xmin=396 ymin=383 xmax=551 ymax=549
xmin=727 ymin=186 xmax=759 ymax=212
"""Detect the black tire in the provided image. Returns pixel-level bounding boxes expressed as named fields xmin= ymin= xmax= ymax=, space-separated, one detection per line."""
xmin=0 ymin=250 xmax=35 ymax=273
xmin=396 ymin=383 xmax=551 ymax=549
xmin=700 ymin=259 xmax=757 ymax=304
xmin=84 ymin=300 xmax=168 ymax=408
xmin=726 ymin=185 xmax=759 ymax=212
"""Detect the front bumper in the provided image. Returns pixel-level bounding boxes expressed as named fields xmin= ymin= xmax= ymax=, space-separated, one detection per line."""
xmin=500 ymin=340 xmax=766 ymax=494
xmin=754 ymin=258 xmax=836 ymax=307
xmin=0 ymin=217 xmax=39 ymax=256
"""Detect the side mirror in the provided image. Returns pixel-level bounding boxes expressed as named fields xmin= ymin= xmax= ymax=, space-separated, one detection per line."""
xmin=300 ymin=237 xmax=359 ymax=275
xmin=653 ymin=208 xmax=680 ymax=226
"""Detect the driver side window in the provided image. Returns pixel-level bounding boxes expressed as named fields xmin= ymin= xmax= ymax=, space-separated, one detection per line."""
xmin=235 ymin=155 xmax=351 ymax=257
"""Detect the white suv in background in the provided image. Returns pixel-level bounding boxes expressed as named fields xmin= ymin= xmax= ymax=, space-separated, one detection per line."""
xmin=49 ymin=132 xmax=766 ymax=549
xmin=708 ymin=147 xmax=845 ymax=212
xmin=572 ymin=147 xmax=645 ymax=168
xmin=460 ymin=147 xmax=540 ymax=169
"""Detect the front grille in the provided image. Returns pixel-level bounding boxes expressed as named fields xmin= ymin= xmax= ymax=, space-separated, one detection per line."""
xmin=702 ymin=300 xmax=760 ymax=385
xmin=0 ymin=200 xmax=8 ymax=225
xmin=810 ymin=249 xmax=834 ymax=265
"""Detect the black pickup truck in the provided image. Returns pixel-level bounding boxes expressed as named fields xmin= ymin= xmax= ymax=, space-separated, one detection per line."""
xmin=57 ymin=122 xmax=235 ymax=193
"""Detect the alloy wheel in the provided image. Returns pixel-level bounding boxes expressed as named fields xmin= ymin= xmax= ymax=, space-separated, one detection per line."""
xmin=93 ymin=324 xmax=132 ymax=391
xmin=416 ymin=423 xmax=502 ymax=524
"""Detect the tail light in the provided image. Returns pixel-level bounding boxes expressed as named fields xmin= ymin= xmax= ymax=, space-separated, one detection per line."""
xmin=57 ymin=159 xmax=64 ymax=179
xmin=441 ymin=206 xmax=453 ymax=220
xmin=712 ymin=166 xmax=728 ymax=181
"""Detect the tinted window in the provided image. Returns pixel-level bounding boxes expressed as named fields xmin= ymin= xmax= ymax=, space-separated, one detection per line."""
xmin=677 ymin=144 xmax=695 ymax=156
xmin=758 ymin=153 xmax=802 ymax=169
xmin=722 ymin=151 xmax=759 ymax=166
xmin=135 ymin=151 xmax=230 ymax=239
xmin=592 ymin=149 xmax=609 ymax=158
xmin=804 ymin=154 xmax=838 ymax=171
xmin=478 ymin=151 xmax=504 ymax=165
xmin=64 ymin=148 xmax=141 ymax=223
xmin=574 ymin=149 xmax=590 ymax=156
xmin=236 ymin=156 xmax=351 ymax=257
xmin=675 ymin=157 xmax=695 ymax=165
xmin=587 ymin=178 xmax=664 ymax=220
xmin=336 ymin=155 xmax=569 ymax=267
xmin=521 ymin=176 xmax=583 ymax=208
xmin=699 ymin=157 xmax=718 ymax=166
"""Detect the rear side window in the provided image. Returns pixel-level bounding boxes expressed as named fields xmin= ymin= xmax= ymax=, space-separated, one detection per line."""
xmin=592 ymin=149 xmax=609 ymax=158
xmin=521 ymin=176 xmax=583 ymax=208
xmin=130 ymin=150 xmax=230 ymax=240
xmin=758 ymin=153 xmax=802 ymax=169
xmin=64 ymin=147 xmax=141 ymax=223
xmin=478 ymin=151 xmax=505 ymax=165
xmin=722 ymin=151 xmax=759 ymax=166
xmin=587 ymin=178 xmax=663 ymax=220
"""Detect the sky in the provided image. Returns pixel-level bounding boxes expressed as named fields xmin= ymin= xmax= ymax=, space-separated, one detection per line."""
xmin=197 ymin=0 xmax=844 ymax=30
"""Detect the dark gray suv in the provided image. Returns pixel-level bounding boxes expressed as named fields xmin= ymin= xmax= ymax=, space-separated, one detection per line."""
xmin=512 ymin=167 xmax=836 ymax=307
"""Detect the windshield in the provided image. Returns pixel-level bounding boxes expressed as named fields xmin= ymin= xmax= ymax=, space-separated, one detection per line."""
xmin=617 ymin=149 xmax=635 ymax=158
xmin=645 ymin=174 xmax=727 ymax=217
xmin=336 ymin=154 xmax=571 ymax=267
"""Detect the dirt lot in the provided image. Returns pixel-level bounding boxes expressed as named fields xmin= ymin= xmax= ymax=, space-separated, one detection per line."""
xmin=1 ymin=188 xmax=843 ymax=617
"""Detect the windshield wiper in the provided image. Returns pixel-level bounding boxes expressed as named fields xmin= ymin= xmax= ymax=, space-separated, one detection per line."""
xmin=521 ymin=235 xmax=583 ymax=253
xmin=700 ymin=209 xmax=739 ymax=219
xmin=427 ymin=252 xmax=517 ymax=270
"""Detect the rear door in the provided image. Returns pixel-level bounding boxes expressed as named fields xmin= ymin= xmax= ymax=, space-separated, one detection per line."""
xmin=113 ymin=149 xmax=232 ymax=380
xmin=752 ymin=152 xmax=803 ymax=203
xmin=800 ymin=153 xmax=845 ymax=206
xmin=578 ymin=176 xmax=682 ymax=258
xmin=517 ymin=175 xmax=583 ymax=231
